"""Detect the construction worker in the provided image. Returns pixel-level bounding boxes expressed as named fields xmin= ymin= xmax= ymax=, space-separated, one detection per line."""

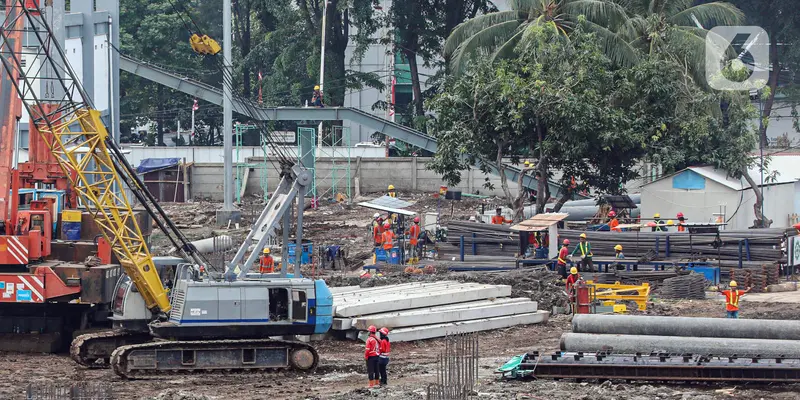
xmin=364 ymin=325 xmax=381 ymax=387
xmin=665 ymin=219 xmax=674 ymax=232
xmin=614 ymin=244 xmax=625 ymax=259
xmin=387 ymin=184 xmax=397 ymax=198
xmin=381 ymin=222 xmax=395 ymax=252
xmin=719 ymin=281 xmax=751 ymax=318
xmin=378 ymin=327 xmax=391 ymax=386
xmin=677 ymin=212 xmax=687 ymax=232
xmin=491 ymin=208 xmax=511 ymax=225
xmin=407 ymin=216 xmax=421 ymax=263
xmin=373 ymin=217 xmax=384 ymax=247
xmin=311 ymin=85 xmax=324 ymax=107
xmin=258 ymin=248 xmax=275 ymax=273
xmin=608 ymin=210 xmax=621 ymax=232
xmin=571 ymin=233 xmax=593 ymax=272
xmin=557 ymin=239 xmax=570 ymax=278
xmin=651 ymin=213 xmax=665 ymax=232
xmin=566 ymin=267 xmax=580 ymax=306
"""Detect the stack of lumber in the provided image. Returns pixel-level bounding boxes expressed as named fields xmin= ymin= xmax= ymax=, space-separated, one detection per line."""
xmin=330 ymin=281 xmax=549 ymax=342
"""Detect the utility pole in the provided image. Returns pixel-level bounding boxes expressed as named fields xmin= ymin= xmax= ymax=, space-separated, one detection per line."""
xmin=217 ymin=0 xmax=241 ymax=225
xmin=191 ymin=100 xmax=196 ymax=145
xmin=317 ymin=1 xmax=330 ymax=148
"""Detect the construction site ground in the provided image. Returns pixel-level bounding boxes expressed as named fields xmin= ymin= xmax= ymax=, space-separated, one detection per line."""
xmin=3 ymin=195 xmax=800 ymax=399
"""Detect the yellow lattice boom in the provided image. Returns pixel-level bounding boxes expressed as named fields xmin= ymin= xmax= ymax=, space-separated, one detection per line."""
xmin=34 ymin=108 xmax=171 ymax=313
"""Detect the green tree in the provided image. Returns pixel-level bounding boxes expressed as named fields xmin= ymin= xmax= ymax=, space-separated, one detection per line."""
xmin=443 ymin=0 xmax=637 ymax=74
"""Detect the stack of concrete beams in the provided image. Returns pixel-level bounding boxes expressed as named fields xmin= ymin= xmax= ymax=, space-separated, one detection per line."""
xmin=561 ymin=314 xmax=800 ymax=357
xmin=331 ymin=281 xmax=549 ymax=342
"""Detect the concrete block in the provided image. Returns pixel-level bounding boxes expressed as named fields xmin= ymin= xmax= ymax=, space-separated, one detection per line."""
xmin=333 ymin=318 xmax=353 ymax=330
xmin=329 ymin=285 xmax=362 ymax=294
xmin=333 ymin=283 xmax=513 ymax=317
xmin=352 ymin=298 xmax=537 ymax=330
xmin=361 ymin=311 xmax=550 ymax=342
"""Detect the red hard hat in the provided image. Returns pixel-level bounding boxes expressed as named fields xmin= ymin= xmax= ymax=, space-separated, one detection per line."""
xmin=563 ymin=239 xmax=570 ymax=245
xmin=379 ymin=327 xmax=389 ymax=335
xmin=414 ymin=216 xmax=420 ymax=223
xmin=608 ymin=210 xmax=616 ymax=217
xmin=383 ymin=222 xmax=391 ymax=228
xmin=677 ymin=212 xmax=684 ymax=218
xmin=368 ymin=325 xmax=377 ymax=333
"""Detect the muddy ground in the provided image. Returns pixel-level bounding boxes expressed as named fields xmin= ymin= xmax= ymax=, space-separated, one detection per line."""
xmin=3 ymin=194 xmax=800 ymax=399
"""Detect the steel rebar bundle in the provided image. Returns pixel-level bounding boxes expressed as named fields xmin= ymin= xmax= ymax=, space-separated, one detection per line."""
xmin=427 ymin=333 xmax=479 ymax=400
xmin=660 ymin=272 xmax=706 ymax=299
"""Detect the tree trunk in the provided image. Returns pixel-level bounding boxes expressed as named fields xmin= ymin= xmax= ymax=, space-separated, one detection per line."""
xmin=760 ymin=36 xmax=780 ymax=147
xmin=742 ymin=170 xmax=772 ymax=228
xmin=551 ymin=188 xmax=572 ymax=213
xmin=513 ymin=166 xmax=535 ymax=222
xmin=535 ymin=117 xmax=549 ymax=213
xmin=405 ymin=48 xmax=425 ymax=116
xmin=495 ymin=139 xmax=514 ymax=210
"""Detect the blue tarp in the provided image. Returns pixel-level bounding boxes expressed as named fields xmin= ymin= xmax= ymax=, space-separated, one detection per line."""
xmin=136 ymin=158 xmax=181 ymax=174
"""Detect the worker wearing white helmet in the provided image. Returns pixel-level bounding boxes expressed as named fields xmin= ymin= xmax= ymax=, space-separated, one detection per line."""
xmin=719 ymin=280 xmax=751 ymax=318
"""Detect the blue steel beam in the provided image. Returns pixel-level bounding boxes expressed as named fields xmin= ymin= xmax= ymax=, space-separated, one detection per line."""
xmin=119 ymin=54 xmax=574 ymax=195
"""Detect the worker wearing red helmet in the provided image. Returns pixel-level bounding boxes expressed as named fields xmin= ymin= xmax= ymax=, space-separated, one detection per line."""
xmin=377 ymin=327 xmax=391 ymax=386
xmin=608 ymin=210 xmax=621 ymax=232
xmin=407 ymin=216 xmax=422 ymax=263
xmin=677 ymin=212 xmax=687 ymax=232
xmin=557 ymin=239 xmax=570 ymax=278
xmin=364 ymin=325 xmax=381 ymax=387
xmin=381 ymin=222 xmax=395 ymax=252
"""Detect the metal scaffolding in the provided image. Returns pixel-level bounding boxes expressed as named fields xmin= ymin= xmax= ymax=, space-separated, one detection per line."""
xmin=296 ymin=126 xmax=352 ymax=205
xmin=234 ymin=123 xmax=270 ymax=202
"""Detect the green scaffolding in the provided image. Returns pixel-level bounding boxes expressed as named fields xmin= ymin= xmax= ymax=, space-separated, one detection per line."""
xmin=296 ymin=126 xmax=352 ymax=204
xmin=234 ymin=123 xmax=270 ymax=202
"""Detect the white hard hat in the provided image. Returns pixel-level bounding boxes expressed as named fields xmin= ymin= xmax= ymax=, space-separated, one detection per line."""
xmin=373 ymin=213 xmax=380 ymax=219
xmin=469 ymin=216 xmax=476 ymax=221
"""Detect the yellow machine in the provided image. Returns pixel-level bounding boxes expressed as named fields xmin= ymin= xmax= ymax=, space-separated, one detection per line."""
xmin=587 ymin=281 xmax=650 ymax=311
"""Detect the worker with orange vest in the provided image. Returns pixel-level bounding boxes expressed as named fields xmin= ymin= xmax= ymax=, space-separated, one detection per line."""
xmin=677 ymin=212 xmax=687 ymax=232
xmin=259 ymin=248 xmax=275 ymax=273
xmin=372 ymin=217 xmax=384 ymax=247
xmin=491 ymin=208 xmax=511 ymax=225
xmin=719 ymin=281 xmax=751 ymax=318
xmin=381 ymin=222 xmax=395 ymax=251
xmin=364 ymin=325 xmax=381 ymax=387
xmin=608 ymin=210 xmax=621 ymax=232
xmin=407 ymin=216 xmax=421 ymax=263
xmin=378 ymin=327 xmax=391 ymax=386
xmin=557 ymin=239 xmax=570 ymax=278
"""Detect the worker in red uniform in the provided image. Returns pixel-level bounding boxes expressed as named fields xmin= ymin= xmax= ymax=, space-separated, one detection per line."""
xmin=608 ymin=210 xmax=621 ymax=232
xmin=566 ymin=267 xmax=580 ymax=296
xmin=557 ymin=239 xmax=570 ymax=278
xmin=378 ymin=327 xmax=391 ymax=386
xmin=364 ymin=325 xmax=381 ymax=387
xmin=677 ymin=212 xmax=687 ymax=232
xmin=381 ymin=222 xmax=395 ymax=252
xmin=719 ymin=280 xmax=751 ymax=318
xmin=490 ymin=208 xmax=511 ymax=225
xmin=258 ymin=248 xmax=275 ymax=273
xmin=372 ymin=217 xmax=384 ymax=247
xmin=407 ymin=216 xmax=421 ymax=263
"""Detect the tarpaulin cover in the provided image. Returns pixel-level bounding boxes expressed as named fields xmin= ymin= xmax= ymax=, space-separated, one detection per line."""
xmin=136 ymin=158 xmax=181 ymax=174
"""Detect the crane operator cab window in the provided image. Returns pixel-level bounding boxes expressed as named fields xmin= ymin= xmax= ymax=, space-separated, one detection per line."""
xmin=30 ymin=214 xmax=45 ymax=232
xmin=268 ymin=288 xmax=289 ymax=321
xmin=292 ymin=290 xmax=307 ymax=322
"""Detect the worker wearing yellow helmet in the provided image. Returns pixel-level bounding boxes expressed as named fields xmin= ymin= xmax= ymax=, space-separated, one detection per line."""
xmin=566 ymin=266 xmax=580 ymax=306
xmin=652 ymin=213 xmax=665 ymax=232
xmin=719 ymin=280 xmax=751 ymax=318
xmin=387 ymin=184 xmax=397 ymax=198
xmin=571 ymin=233 xmax=593 ymax=272
xmin=614 ymin=244 xmax=624 ymax=259
xmin=259 ymin=248 xmax=275 ymax=274
xmin=311 ymin=85 xmax=324 ymax=107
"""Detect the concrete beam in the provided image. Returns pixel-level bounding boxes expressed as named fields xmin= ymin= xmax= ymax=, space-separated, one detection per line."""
xmin=333 ymin=283 xmax=512 ymax=317
xmin=572 ymin=314 xmax=800 ymax=341
xmin=351 ymin=298 xmax=537 ymax=330
xmin=359 ymin=311 xmax=549 ymax=342
xmin=561 ymin=333 xmax=800 ymax=358
xmin=329 ymin=286 xmax=361 ymax=294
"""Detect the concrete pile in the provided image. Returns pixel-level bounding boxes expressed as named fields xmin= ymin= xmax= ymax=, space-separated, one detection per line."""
xmin=331 ymin=281 xmax=549 ymax=342
xmin=562 ymin=314 xmax=800 ymax=357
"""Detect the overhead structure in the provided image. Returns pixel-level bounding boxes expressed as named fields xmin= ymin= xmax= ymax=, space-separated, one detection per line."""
xmin=510 ymin=213 xmax=569 ymax=258
xmin=118 ymin=54 xmax=573 ymax=196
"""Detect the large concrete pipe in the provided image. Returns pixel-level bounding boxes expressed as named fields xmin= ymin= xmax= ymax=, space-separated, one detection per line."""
xmin=572 ymin=314 xmax=800 ymax=340
xmin=168 ymin=235 xmax=234 ymax=255
xmin=561 ymin=333 xmax=800 ymax=358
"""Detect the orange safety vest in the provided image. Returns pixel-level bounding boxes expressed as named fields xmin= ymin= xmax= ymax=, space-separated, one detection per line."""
xmin=491 ymin=215 xmax=509 ymax=225
xmin=609 ymin=218 xmax=620 ymax=232
xmin=724 ymin=290 xmax=741 ymax=311
xmin=382 ymin=230 xmax=395 ymax=250
xmin=409 ymin=224 xmax=420 ymax=246
xmin=677 ymin=223 xmax=686 ymax=232
xmin=373 ymin=224 xmax=384 ymax=244
xmin=259 ymin=255 xmax=275 ymax=273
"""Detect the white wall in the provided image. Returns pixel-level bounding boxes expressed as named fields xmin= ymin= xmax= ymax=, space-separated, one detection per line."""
xmin=120 ymin=146 xmax=387 ymax=167
xmin=735 ymin=183 xmax=797 ymax=229
xmin=641 ymin=176 xmax=741 ymax=228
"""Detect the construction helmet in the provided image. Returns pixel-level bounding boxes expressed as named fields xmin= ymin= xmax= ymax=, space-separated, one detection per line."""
xmin=579 ymin=233 xmax=587 ymax=239
xmin=368 ymin=325 xmax=377 ymax=333
xmin=667 ymin=220 xmax=674 ymax=226
xmin=263 ymin=248 xmax=270 ymax=254
xmin=314 ymin=85 xmax=320 ymax=90
xmin=614 ymin=244 xmax=623 ymax=251
xmin=563 ymin=239 xmax=570 ymax=245
xmin=414 ymin=216 xmax=420 ymax=223
xmin=388 ymin=184 xmax=395 ymax=190
xmin=379 ymin=327 xmax=389 ymax=335
xmin=383 ymin=222 xmax=391 ymax=228
xmin=677 ymin=212 xmax=685 ymax=218
xmin=608 ymin=210 xmax=616 ymax=217
xmin=654 ymin=213 xmax=661 ymax=218
xmin=570 ymin=267 xmax=578 ymax=275
xmin=730 ymin=280 xmax=738 ymax=287
xmin=374 ymin=213 xmax=380 ymax=219
xmin=524 ymin=161 xmax=530 ymax=166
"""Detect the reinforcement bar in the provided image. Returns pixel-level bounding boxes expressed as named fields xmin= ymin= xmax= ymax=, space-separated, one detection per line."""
xmin=500 ymin=352 xmax=800 ymax=383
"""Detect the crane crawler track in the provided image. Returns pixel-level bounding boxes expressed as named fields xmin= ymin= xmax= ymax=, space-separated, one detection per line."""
xmin=110 ymin=339 xmax=319 ymax=379
xmin=71 ymin=330 xmax=153 ymax=368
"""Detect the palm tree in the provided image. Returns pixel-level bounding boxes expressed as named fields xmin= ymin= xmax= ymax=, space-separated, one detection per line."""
xmin=444 ymin=0 xmax=638 ymax=74
xmin=617 ymin=0 xmax=744 ymax=86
